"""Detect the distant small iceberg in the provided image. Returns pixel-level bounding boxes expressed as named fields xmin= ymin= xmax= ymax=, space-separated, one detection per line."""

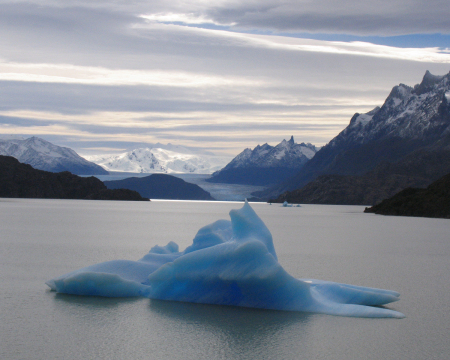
xmin=46 ymin=202 xmax=403 ymax=318
xmin=282 ymin=201 xmax=301 ymax=207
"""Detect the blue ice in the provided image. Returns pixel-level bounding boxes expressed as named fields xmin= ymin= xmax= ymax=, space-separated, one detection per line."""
xmin=46 ymin=202 xmax=404 ymax=318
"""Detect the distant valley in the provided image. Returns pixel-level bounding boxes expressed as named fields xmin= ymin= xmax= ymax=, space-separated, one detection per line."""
xmin=0 ymin=136 xmax=258 ymax=201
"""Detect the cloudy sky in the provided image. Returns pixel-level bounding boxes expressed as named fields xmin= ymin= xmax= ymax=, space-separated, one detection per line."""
xmin=1 ymin=0 xmax=450 ymax=156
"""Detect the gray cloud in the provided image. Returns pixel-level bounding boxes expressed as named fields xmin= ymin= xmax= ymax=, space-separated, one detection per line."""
xmin=1 ymin=2 xmax=450 ymax=156
xmin=205 ymin=0 xmax=450 ymax=36
xmin=2 ymin=1 xmax=450 ymax=36
xmin=0 ymin=80 xmax=383 ymax=114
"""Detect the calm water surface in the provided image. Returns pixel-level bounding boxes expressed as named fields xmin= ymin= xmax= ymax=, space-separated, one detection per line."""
xmin=1 ymin=199 xmax=449 ymax=360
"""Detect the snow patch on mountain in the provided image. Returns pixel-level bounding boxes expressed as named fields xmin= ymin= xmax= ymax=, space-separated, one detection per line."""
xmin=354 ymin=113 xmax=374 ymax=126
xmin=348 ymin=106 xmax=381 ymax=131
xmin=85 ymin=147 xmax=231 ymax=174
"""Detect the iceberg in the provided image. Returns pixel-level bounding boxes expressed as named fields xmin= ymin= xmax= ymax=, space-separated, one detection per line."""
xmin=282 ymin=201 xmax=300 ymax=207
xmin=46 ymin=202 xmax=404 ymax=318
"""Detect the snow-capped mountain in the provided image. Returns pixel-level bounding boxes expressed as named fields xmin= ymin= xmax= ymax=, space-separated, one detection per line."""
xmin=257 ymin=70 xmax=450 ymax=199
xmin=222 ymin=136 xmax=318 ymax=169
xmin=0 ymin=136 xmax=108 ymax=175
xmin=85 ymin=147 xmax=231 ymax=174
xmin=207 ymin=137 xmax=319 ymax=186
xmin=329 ymin=70 xmax=450 ymax=148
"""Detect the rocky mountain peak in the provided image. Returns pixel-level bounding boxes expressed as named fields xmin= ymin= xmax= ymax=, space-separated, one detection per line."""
xmin=413 ymin=70 xmax=447 ymax=95
xmin=207 ymin=137 xmax=319 ymax=186
xmin=333 ymin=70 xmax=450 ymax=148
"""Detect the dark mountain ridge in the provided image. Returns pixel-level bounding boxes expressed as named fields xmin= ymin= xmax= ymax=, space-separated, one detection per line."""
xmin=0 ymin=155 xmax=147 ymax=201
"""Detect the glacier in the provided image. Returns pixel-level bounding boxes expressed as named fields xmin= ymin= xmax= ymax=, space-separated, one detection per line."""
xmin=85 ymin=146 xmax=231 ymax=174
xmin=46 ymin=202 xmax=404 ymax=318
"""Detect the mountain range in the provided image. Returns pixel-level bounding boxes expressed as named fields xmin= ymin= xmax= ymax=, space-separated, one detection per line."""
xmin=0 ymin=136 xmax=231 ymax=176
xmin=259 ymin=70 xmax=450 ymax=203
xmin=85 ymin=145 xmax=231 ymax=174
xmin=207 ymin=136 xmax=319 ymax=186
xmin=0 ymin=136 xmax=108 ymax=175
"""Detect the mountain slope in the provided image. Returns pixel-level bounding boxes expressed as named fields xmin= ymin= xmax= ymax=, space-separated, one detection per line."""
xmin=207 ymin=136 xmax=319 ymax=186
xmin=0 ymin=155 xmax=147 ymax=201
xmin=271 ymin=148 xmax=450 ymax=205
xmin=0 ymin=136 xmax=108 ymax=175
xmin=104 ymin=174 xmax=215 ymax=200
xmin=86 ymin=147 xmax=230 ymax=174
xmin=256 ymin=70 xmax=450 ymax=199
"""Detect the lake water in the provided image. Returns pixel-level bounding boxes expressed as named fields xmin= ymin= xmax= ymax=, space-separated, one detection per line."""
xmin=1 ymin=199 xmax=449 ymax=360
